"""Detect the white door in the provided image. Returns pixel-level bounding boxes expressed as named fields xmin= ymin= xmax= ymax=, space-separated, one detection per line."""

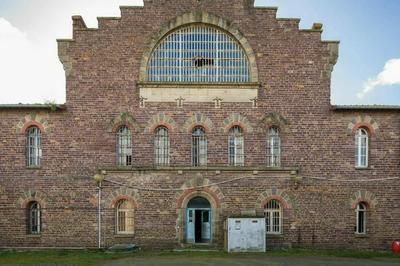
xmin=186 ymin=209 xmax=195 ymax=243
xmin=201 ymin=210 xmax=211 ymax=240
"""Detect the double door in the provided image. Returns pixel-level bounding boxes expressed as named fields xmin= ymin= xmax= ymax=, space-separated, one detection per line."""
xmin=186 ymin=208 xmax=211 ymax=243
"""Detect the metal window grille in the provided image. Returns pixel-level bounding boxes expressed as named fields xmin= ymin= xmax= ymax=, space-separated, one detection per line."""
xmin=116 ymin=126 xmax=132 ymax=166
xmin=28 ymin=202 xmax=41 ymax=234
xmin=147 ymin=25 xmax=250 ymax=83
xmin=116 ymin=200 xmax=134 ymax=234
xmin=356 ymin=202 xmax=367 ymax=234
xmin=26 ymin=126 xmax=42 ymax=167
xmin=265 ymin=199 xmax=282 ymax=234
xmin=154 ymin=126 xmax=170 ymax=166
xmin=228 ymin=126 xmax=244 ymax=166
xmin=266 ymin=127 xmax=281 ymax=167
xmin=355 ymin=128 xmax=368 ymax=167
xmin=192 ymin=126 xmax=207 ymax=166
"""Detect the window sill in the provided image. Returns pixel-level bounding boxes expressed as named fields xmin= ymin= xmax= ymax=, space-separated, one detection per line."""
xmin=355 ymin=233 xmax=368 ymax=238
xmin=26 ymin=166 xmax=42 ymax=170
xmin=115 ymin=233 xmax=135 ymax=238
xmin=355 ymin=167 xmax=370 ymax=170
xmin=266 ymin=233 xmax=283 ymax=237
xmin=27 ymin=234 xmax=41 ymax=237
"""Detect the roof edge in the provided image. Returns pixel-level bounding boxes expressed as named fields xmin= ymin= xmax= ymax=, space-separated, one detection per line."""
xmin=331 ymin=105 xmax=400 ymax=111
xmin=0 ymin=104 xmax=66 ymax=111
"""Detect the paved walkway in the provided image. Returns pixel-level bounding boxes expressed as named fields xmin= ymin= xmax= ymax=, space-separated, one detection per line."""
xmin=100 ymin=254 xmax=399 ymax=266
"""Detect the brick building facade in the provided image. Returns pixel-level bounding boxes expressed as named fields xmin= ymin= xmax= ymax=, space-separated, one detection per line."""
xmin=1 ymin=0 xmax=399 ymax=250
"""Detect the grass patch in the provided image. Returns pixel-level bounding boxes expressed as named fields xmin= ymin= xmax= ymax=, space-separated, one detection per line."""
xmin=0 ymin=248 xmax=399 ymax=265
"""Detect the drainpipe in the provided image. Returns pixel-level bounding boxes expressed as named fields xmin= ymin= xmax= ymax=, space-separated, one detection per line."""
xmin=93 ymin=174 xmax=104 ymax=249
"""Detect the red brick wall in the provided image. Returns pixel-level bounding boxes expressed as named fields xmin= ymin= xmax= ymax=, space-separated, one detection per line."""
xmin=0 ymin=0 xmax=399 ymax=250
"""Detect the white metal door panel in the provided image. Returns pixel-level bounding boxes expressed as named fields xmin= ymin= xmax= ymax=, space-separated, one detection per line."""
xmin=201 ymin=210 xmax=211 ymax=240
xmin=186 ymin=209 xmax=195 ymax=243
xmin=227 ymin=218 xmax=266 ymax=252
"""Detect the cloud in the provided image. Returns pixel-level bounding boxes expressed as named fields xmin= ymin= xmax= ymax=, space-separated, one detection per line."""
xmin=357 ymin=58 xmax=400 ymax=98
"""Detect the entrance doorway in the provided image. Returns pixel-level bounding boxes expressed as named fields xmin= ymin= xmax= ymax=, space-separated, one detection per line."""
xmin=186 ymin=197 xmax=211 ymax=243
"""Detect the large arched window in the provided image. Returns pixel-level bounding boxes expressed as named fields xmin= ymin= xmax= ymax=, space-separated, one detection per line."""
xmin=265 ymin=199 xmax=282 ymax=234
xmin=26 ymin=126 xmax=42 ymax=167
xmin=355 ymin=128 xmax=368 ymax=168
xmin=192 ymin=126 xmax=207 ymax=166
xmin=355 ymin=202 xmax=367 ymax=234
xmin=27 ymin=201 xmax=41 ymax=234
xmin=154 ymin=126 xmax=170 ymax=166
xmin=266 ymin=127 xmax=280 ymax=167
xmin=116 ymin=126 xmax=132 ymax=166
xmin=228 ymin=126 xmax=244 ymax=166
xmin=116 ymin=199 xmax=134 ymax=234
xmin=147 ymin=25 xmax=250 ymax=83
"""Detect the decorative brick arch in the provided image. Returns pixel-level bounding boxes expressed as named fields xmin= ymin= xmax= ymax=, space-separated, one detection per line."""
xmin=108 ymin=112 xmax=142 ymax=133
xmin=144 ymin=113 xmax=177 ymax=133
xmin=173 ymin=176 xmax=225 ymax=244
xmin=106 ymin=187 xmax=140 ymax=208
xmin=347 ymin=115 xmax=379 ymax=135
xmin=221 ymin=113 xmax=253 ymax=134
xmin=257 ymin=112 xmax=288 ymax=133
xmin=183 ymin=113 xmax=214 ymax=134
xmin=256 ymin=188 xmax=292 ymax=209
xmin=17 ymin=114 xmax=49 ymax=134
xmin=139 ymin=11 xmax=259 ymax=83
xmin=17 ymin=190 xmax=47 ymax=209
xmin=350 ymin=190 xmax=377 ymax=209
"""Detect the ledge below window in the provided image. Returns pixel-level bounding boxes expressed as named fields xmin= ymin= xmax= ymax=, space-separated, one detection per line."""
xmin=26 ymin=166 xmax=42 ymax=170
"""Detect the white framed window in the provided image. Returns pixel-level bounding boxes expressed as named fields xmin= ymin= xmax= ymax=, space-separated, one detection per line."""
xmin=355 ymin=202 xmax=367 ymax=234
xmin=154 ymin=126 xmax=170 ymax=166
xmin=192 ymin=126 xmax=207 ymax=166
xmin=266 ymin=127 xmax=280 ymax=167
xmin=26 ymin=126 xmax=42 ymax=167
xmin=116 ymin=199 xmax=134 ymax=234
xmin=265 ymin=199 xmax=282 ymax=234
xmin=355 ymin=128 xmax=368 ymax=168
xmin=147 ymin=25 xmax=250 ymax=83
xmin=116 ymin=126 xmax=132 ymax=166
xmin=228 ymin=126 xmax=244 ymax=166
xmin=28 ymin=201 xmax=41 ymax=234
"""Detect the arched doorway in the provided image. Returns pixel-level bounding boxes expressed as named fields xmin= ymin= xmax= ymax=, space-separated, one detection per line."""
xmin=186 ymin=196 xmax=211 ymax=243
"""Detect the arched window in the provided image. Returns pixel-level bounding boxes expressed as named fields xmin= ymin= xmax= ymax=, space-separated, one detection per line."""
xmin=228 ymin=126 xmax=244 ymax=166
xmin=116 ymin=126 xmax=132 ymax=166
xmin=356 ymin=202 xmax=367 ymax=234
xmin=26 ymin=126 xmax=42 ymax=167
xmin=27 ymin=201 xmax=41 ymax=234
xmin=265 ymin=199 xmax=282 ymax=234
xmin=147 ymin=25 xmax=250 ymax=83
xmin=192 ymin=126 xmax=207 ymax=166
xmin=116 ymin=199 xmax=134 ymax=234
xmin=266 ymin=127 xmax=280 ymax=167
xmin=355 ymin=128 xmax=368 ymax=168
xmin=154 ymin=126 xmax=169 ymax=166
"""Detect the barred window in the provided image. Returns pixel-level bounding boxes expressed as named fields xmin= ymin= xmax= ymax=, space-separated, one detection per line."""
xmin=356 ymin=202 xmax=367 ymax=234
xmin=147 ymin=25 xmax=250 ymax=83
xmin=355 ymin=128 xmax=368 ymax=168
xmin=228 ymin=126 xmax=244 ymax=166
xmin=26 ymin=126 xmax=42 ymax=167
xmin=27 ymin=201 xmax=41 ymax=234
xmin=116 ymin=199 xmax=134 ymax=234
xmin=192 ymin=126 xmax=207 ymax=166
xmin=116 ymin=126 xmax=132 ymax=166
xmin=265 ymin=199 xmax=282 ymax=234
xmin=266 ymin=127 xmax=280 ymax=167
xmin=154 ymin=126 xmax=169 ymax=166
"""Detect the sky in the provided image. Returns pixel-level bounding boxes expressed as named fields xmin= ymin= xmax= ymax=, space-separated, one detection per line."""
xmin=0 ymin=0 xmax=399 ymax=105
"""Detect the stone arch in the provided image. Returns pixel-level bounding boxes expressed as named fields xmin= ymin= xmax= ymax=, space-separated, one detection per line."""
xmin=106 ymin=187 xmax=140 ymax=208
xmin=17 ymin=114 xmax=49 ymax=134
xmin=144 ymin=113 xmax=177 ymax=133
xmin=257 ymin=112 xmax=288 ymax=133
xmin=139 ymin=11 xmax=259 ymax=83
xmin=17 ymin=190 xmax=47 ymax=209
xmin=350 ymin=190 xmax=377 ymax=209
xmin=347 ymin=115 xmax=379 ymax=135
xmin=108 ymin=112 xmax=141 ymax=133
xmin=221 ymin=113 xmax=253 ymax=134
xmin=183 ymin=113 xmax=214 ymax=134
xmin=255 ymin=188 xmax=292 ymax=210
xmin=173 ymin=176 xmax=224 ymax=244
